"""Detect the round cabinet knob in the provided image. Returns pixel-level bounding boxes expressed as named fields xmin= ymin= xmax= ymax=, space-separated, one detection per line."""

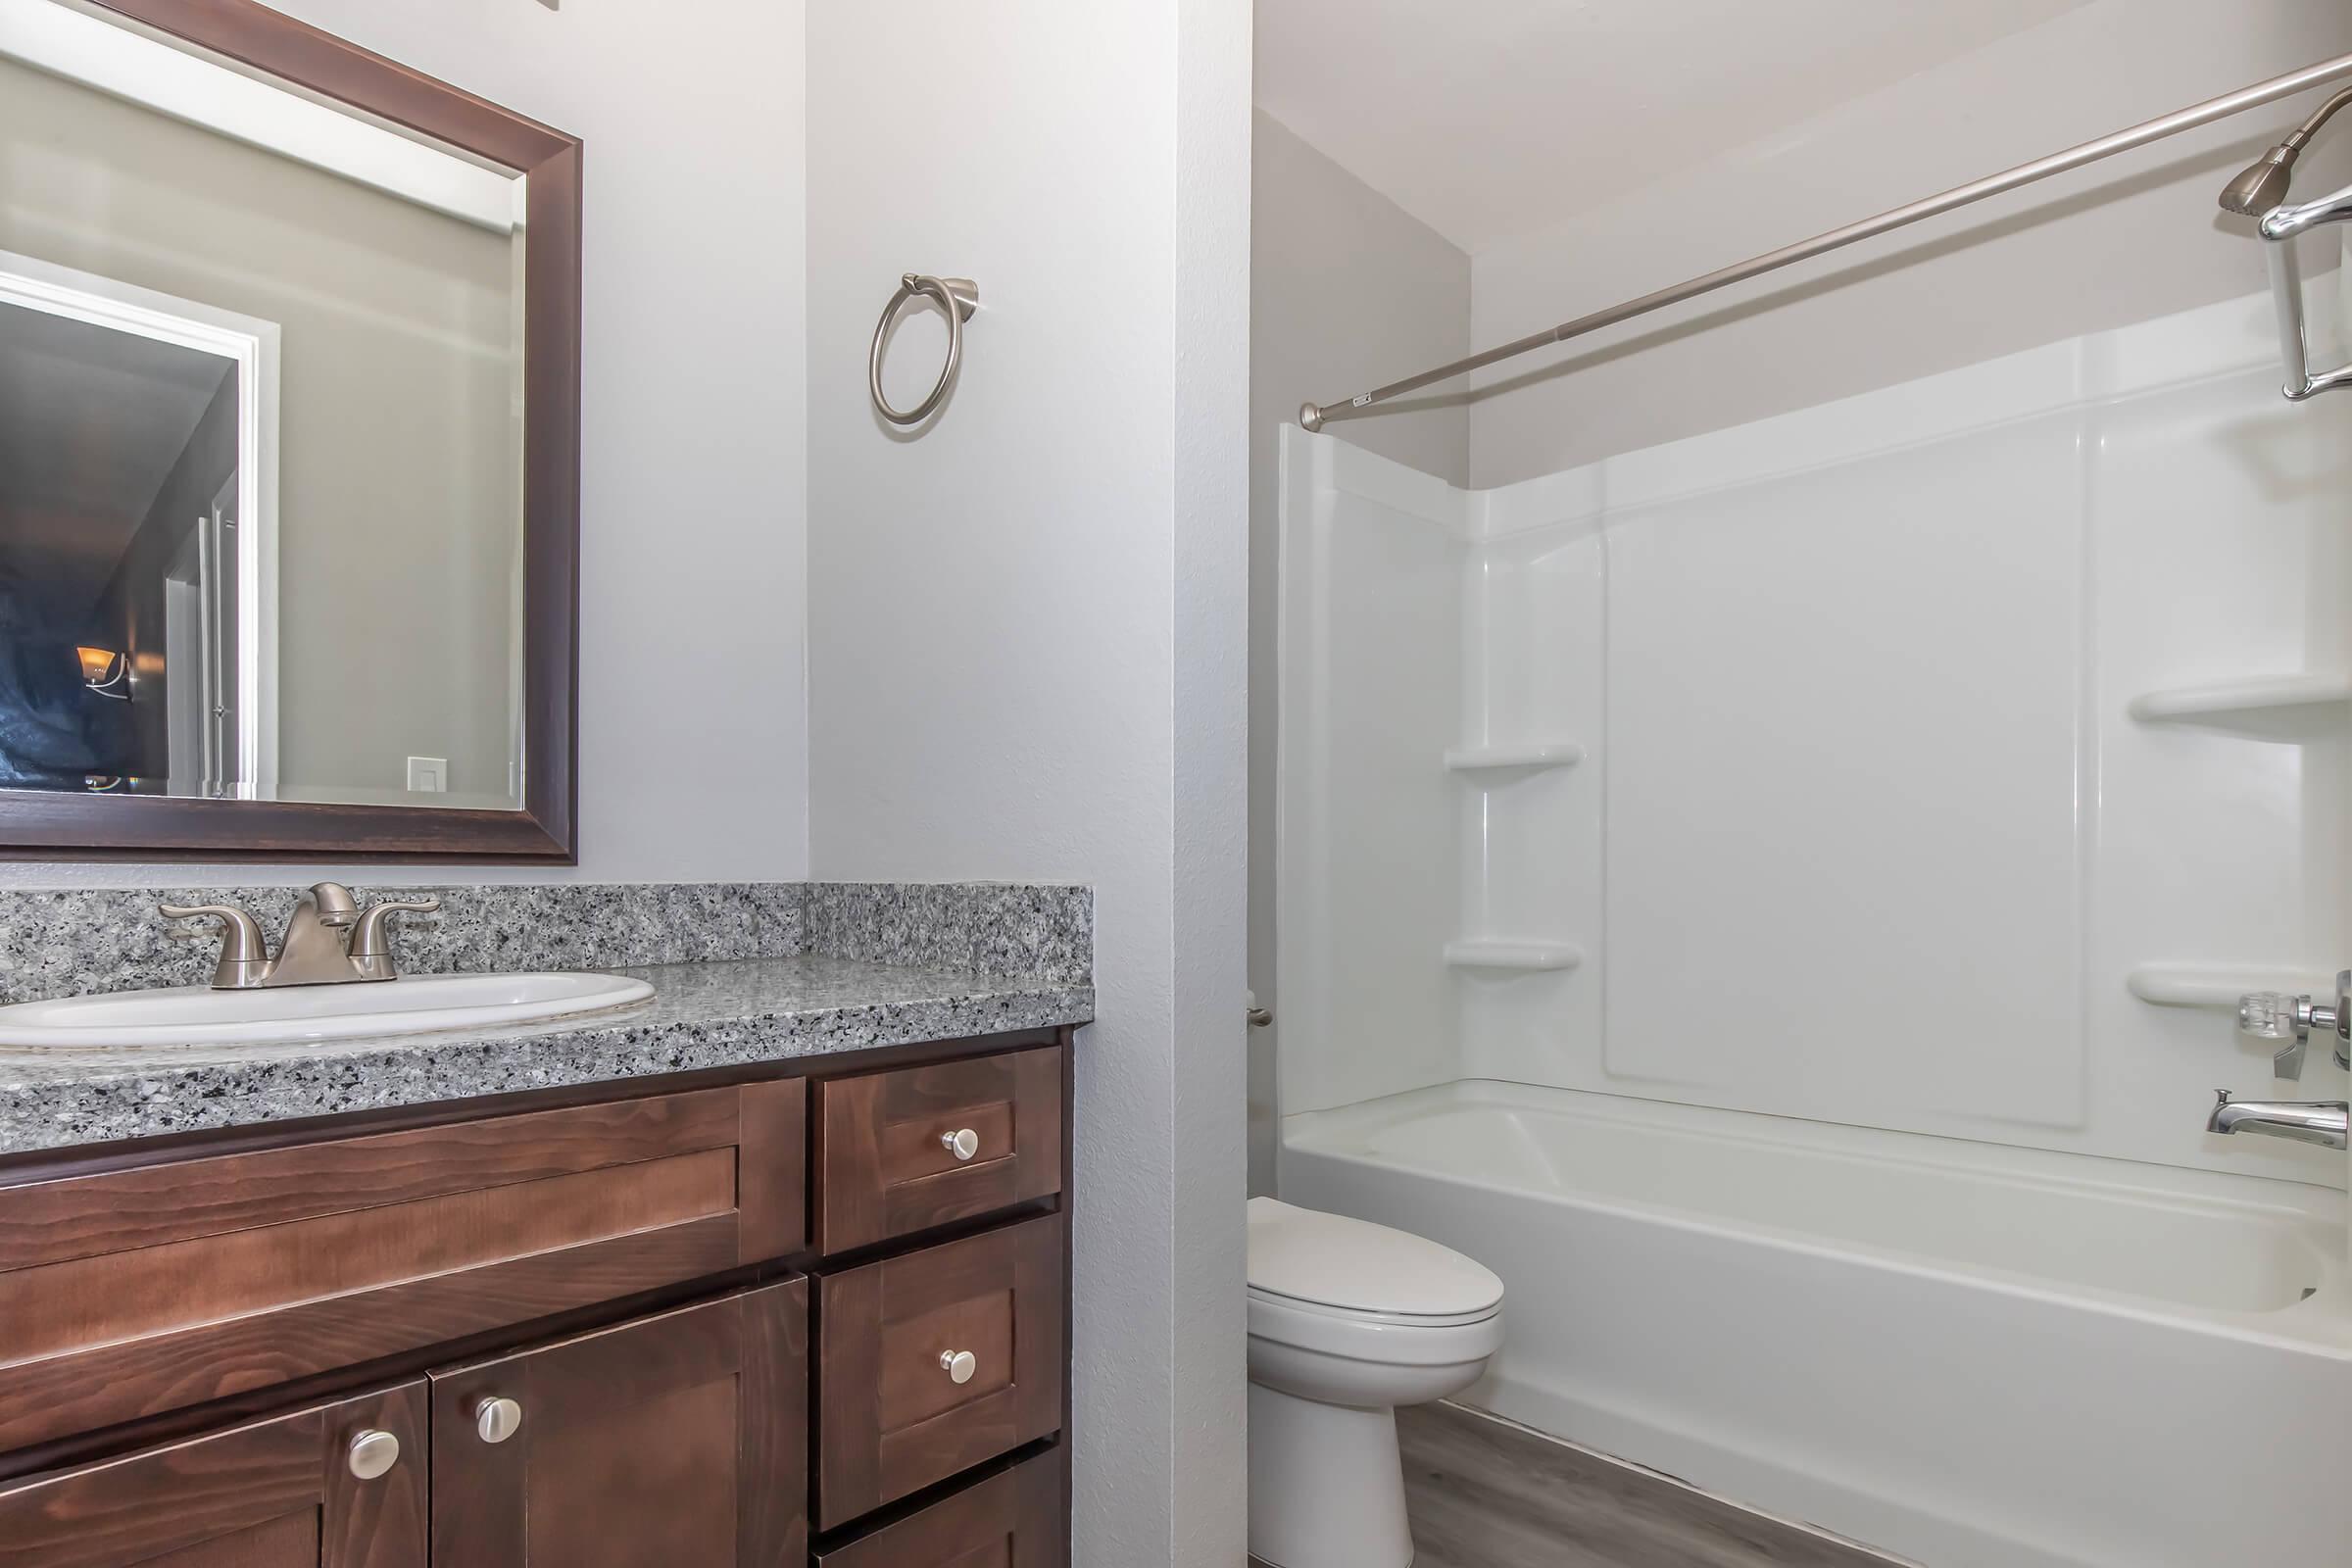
xmin=940 ymin=1348 xmax=977 ymax=1385
xmin=346 ymin=1429 xmax=401 ymax=1481
xmin=941 ymin=1128 xmax=980 ymax=1162
xmin=473 ymin=1396 xmax=523 ymax=1445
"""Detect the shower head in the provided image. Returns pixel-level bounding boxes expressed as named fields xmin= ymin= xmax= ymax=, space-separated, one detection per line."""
xmin=2218 ymin=145 xmax=2299 ymax=215
xmin=2220 ymin=84 xmax=2352 ymax=215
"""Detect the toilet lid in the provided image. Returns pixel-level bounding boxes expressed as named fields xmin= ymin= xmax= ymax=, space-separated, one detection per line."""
xmin=1246 ymin=1197 xmax=1503 ymax=1319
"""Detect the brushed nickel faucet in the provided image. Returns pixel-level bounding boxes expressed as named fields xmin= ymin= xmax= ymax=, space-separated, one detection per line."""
xmin=2207 ymin=1090 xmax=2350 ymax=1151
xmin=161 ymin=883 xmax=441 ymax=989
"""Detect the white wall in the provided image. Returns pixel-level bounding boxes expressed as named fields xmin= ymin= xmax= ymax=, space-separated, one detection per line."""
xmin=1462 ymin=0 xmax=2352 ymax=485
xmin=1249 ymin=110 xmax=1470 ymax=1193
xmin=1272 ymin=429 xmax=1467 ymax=1122
xmin=804 ymin=3 xmax=1250 ymax=1563
xmin=0 ymin=0 xmax=809 ymax=885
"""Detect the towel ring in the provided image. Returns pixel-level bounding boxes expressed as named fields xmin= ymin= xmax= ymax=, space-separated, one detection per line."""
xmin=869 ymin=273 xmax=979 ymax=425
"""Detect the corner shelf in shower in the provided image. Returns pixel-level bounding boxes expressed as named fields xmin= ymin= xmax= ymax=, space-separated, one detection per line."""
xmin=2127 ymin=674 xmax=2352 ymax=725
xmin=1444 ymin=940 xmax=1584 ymax=972
xmin=1444 ymin=742 xmax=1586 ymax=774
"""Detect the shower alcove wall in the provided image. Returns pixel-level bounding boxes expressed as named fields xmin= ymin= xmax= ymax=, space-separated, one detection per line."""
xmin=1276 ymin=238 xmax=2352 ymax=1567
xmin=1274 ymin=258 xmax=2352 ymax=1568
xmin=1278 ymin=259 xmax=2352 ymax=1185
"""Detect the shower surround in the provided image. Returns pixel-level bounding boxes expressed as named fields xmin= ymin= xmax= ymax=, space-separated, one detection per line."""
xmin=1274 ymin=270 xmax=2352 ymax=1567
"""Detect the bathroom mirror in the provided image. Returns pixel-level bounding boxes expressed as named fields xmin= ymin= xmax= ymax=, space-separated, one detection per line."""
xmin=0 ymin=0 xmax=578 ymax=859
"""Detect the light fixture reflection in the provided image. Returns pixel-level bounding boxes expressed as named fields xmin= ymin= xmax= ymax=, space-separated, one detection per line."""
xmin=75 ymin=646 xmax=130 ymax=700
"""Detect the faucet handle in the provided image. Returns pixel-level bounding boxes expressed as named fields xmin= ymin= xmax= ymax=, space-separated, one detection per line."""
xmin=2237 ymin=993 xmax=2300 ymax=1040
xmin=2238 ymin=975 xmax=2352 ymax=1080
xmin=348 ymin=896 xmax=442 ymax=981
xmin=2238 ymin=992 xmax=2309 ymax=1079
xmin=159 ymin=903 xmax=269 ymax=989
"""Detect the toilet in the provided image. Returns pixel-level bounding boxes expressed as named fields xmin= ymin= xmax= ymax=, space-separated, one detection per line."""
xmin=1245 ymin=1197 xmax=1504 ymax=1568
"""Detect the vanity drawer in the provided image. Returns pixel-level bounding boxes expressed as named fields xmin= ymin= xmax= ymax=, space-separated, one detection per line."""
xmin=0 ymin=1080 xmax=805 ymax=1455
xmin=813 ymin=1449 xmax=1065 ymax=1567
xmin=814 ymin=1045 xmax=1062 ymax=1253
xmin=815 ymin=1212 xmax=1063 ymax=1528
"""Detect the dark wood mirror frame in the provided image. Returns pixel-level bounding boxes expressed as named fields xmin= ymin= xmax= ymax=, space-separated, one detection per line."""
xmin=0 ymin=0 xmax=580 ymax=862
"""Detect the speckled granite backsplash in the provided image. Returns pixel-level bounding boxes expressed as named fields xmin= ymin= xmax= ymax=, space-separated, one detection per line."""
xmin=801 ymin=882 xmax=1091 ymax=986
xmin=0 ymin=881 xmax=1091 ymax=1005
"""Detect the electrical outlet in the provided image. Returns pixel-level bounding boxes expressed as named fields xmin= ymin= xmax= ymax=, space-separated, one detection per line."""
xmin=407 ymin=756 xmax=447 ymax=793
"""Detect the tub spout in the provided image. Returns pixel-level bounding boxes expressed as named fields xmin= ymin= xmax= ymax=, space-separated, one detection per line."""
xmin=2207 ymin=1090 xmax=2349 ymax=1150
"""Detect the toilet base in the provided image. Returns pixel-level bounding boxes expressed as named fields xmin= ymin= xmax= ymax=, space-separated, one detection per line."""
xmin=1247 ymin=1379 xmax=1413 ymax=1568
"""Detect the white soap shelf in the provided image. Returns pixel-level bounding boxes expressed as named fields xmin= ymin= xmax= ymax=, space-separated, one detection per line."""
xmin=1444 ymin=940 xmax=1584 ymax=972
xmin=1444 ymin=742 xmax=1585 ymax=774
xmin=2127 ymin=963 xmax=2333 ymax=1008
xmin=2128 ymin=674 xmax=2352 ymax=724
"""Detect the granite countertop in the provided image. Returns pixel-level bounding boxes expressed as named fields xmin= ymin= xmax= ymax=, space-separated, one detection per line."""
xmin=0 ymin=955 xmax=1094 ymax=1157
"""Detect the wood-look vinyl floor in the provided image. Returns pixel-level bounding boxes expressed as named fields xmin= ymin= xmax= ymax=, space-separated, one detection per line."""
xmin=1252 ymin=1401 xmax=1906 ymax=1568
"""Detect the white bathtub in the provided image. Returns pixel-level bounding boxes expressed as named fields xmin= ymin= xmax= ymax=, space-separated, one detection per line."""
xmin=1279 ymin=1080 xmax=2352 ymax=1568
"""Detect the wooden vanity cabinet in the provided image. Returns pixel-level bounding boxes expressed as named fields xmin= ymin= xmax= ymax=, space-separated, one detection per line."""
xmin=0 ymin=1290 xmax=809 ymax=1568
xmin=0 ymin=1381 xmax=429 ymax=1568
xmin=430 ymin=1282 xmax=807 ymax=1568
xmin=0 ymin=1029 xmax=1072 ymax=1568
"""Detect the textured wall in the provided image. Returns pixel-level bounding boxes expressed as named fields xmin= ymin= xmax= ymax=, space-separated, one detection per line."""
xmin=804 ymin=3 xmax=1250 ymax=1561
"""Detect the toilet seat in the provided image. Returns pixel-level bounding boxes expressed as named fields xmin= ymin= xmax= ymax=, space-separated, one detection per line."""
xmin=1247 ymin=1284 xmax=1499 ymax=1330
xmin=1247 ymin=1285 xmax=1502 ymax=1368
xmin=1246 ymin=1197 xmax=1503 ymax=1320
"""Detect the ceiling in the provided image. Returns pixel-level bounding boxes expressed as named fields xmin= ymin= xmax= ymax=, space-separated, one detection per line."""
xmin=1255 ymin=0 xmax=2090 ymax=255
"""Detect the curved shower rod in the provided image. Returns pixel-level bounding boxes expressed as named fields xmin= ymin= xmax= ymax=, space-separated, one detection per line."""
xmin=1298 ymin=50 xmax=2352 ymax=432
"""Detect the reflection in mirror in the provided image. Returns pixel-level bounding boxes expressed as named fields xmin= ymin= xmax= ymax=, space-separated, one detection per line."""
xmin=0 ymin=0 xmax=527 ymax=811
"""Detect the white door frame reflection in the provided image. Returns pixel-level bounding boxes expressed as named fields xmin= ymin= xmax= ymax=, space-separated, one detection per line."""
xmin=0 ymin=247 xmax=278 ymax=797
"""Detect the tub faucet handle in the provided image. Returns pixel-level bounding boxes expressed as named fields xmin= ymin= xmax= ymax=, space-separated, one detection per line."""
xmin=2239 ymin=992 xmax=2310 ymax=1079
xmin=2236 ymin=972 xmax=2351 ymax=1081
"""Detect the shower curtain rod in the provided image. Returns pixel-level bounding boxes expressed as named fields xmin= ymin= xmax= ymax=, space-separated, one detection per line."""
xmin=1298 ymin=50 xmax=2352 ymax=432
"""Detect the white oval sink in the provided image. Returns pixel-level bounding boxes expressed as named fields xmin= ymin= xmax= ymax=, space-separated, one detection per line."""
xmin=0 ymin=971 xmax=655 ymax=1048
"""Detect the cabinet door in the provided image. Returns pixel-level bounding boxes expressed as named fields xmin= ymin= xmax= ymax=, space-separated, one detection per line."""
xmin=0 ymin=1381 xmax=426 ymax=1568
xmin=429 ymin=1281 xmax=807 ymax=1568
